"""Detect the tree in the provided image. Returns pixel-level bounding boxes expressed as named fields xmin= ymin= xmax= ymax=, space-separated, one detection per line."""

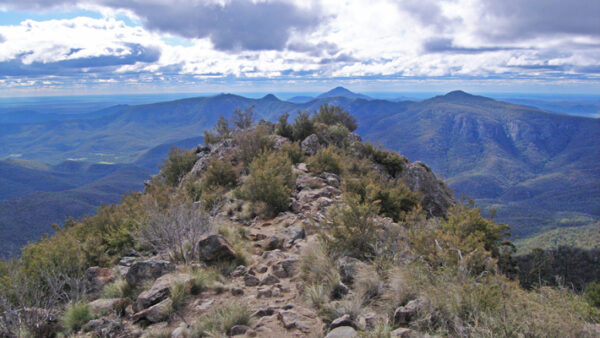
xmin=232 ymin=106 xmax=255 ymax=129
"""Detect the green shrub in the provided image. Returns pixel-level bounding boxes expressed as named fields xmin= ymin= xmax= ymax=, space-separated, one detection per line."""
xmin=202 ymin=159 xmax=238 ymax=189
xmin=240 ymin=151 xmax=294 ymax=217
xmin=325 ymin=123 xmax=350 ymax=147
xmin=160 ymin=146 xmax=197 ymax=186
xmin=235 ymin=124 xmax=274 ymax=166
xmin=276 ymin=113 xmax=294 ymax=139
xmin=312 ymin=104 xmax=358 ymax=132
xmin=324 ymin=195 xmax=380 ymax=259
xmin=62 ymin=302 xmax=94 ymax=333
xmin=585 ymin=281 xmax=600 ymax=308
xmin=170 ymin=280 xmax=188 ymax=312
xmin=102 ymin=277 xmax=132 ymax=299
xmin=192 ymin=301 xmax=252 ymax=336
xmin=292 ymin=111 xmax=315 ymax=141
xmin=308 ymin=147 xmax=343 ymax=175
xmin=232 ymin=106 xmax=255 ymax=129
xmin=364 ymin=142 xmax=406 ymax=177
xmin=279 ymin=141 xmax=304 ymax=164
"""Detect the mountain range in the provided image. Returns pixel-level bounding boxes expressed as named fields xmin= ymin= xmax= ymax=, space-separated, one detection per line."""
xmin=1 ymin=87 xmax=598 ymax=256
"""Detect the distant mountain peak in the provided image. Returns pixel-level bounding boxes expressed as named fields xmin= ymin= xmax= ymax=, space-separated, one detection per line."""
xmin=431 ymin=90 xmax=494 ymax=103
xmin=317 ymin=86 xmax=371 ymax=100
xmin=261 ymin=94 xmax=279 ymax=101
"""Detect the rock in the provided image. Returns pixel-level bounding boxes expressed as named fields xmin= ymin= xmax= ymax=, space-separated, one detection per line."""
xmin=190 ymin=139 xmax=236 ymax=177
xmin=134 ymin=274 xmax=189 ymax=312
xmin=295 ymin=174 xmax=325 ymax=191
xmin=394 ymin=297 xmax=427 ymax=326
xmin=277 ymin=310 xmax=311 ymax=331
xmin=314 ymin=196 xmax=334 ymax=212
xmin=330 ymin=282 xmax=349 ymax=300
xmin=338 ymin=256 xmax=361 ymax=284
xmin=325 ymin=326 xmax=359 ymax=338
xmin=281 ymin=226 xmax=305 ymax=242
xmin=271 ymin=259 xmax=299 ymax=278
xmin=295 ymin=163 xmax=309 ymax=172
xmin=198 ymin=235 xmax=236 ymax=262
xmin=358 ymin=312 xmax=378 ymax=330
xmin=133 ymin=298 xmax=172 ymax=323
xmin=257 ymin=288 xmax=272 ymax=298
xmin=84 ymin=267 xmax=114 ymax=293
xmin=297 ymin=186 xmax=341 ymax=204
xmin=125 ymin=260 xmax=175 ymax=286
xmin=319 ymin=172 xmax=341 ymax=187
xmin=347 ymin=133 xmax=362 ymax=143
xmin=272 ymin=135 xmax=290 ymax=150
xmin=230 ymin=325 xmax=251 ymax=336
xmin=330 ymin=314 xmax=356 ymax=329
xmin=244 ymin=274 xmax=260 ymax=286
xmin=231 ymin=287 xmax=244 ymax=296
xmin=88 ymin=298 xmax=122 ymax=315
xmin=401 ymin=161 xmax=455 ymax=217
xmin=260 ymin=274 xmax=280 ymax=285
xmin=83 ymin=318 xmax=123 ymax=336
xmin=301 ymin=134 xmax=322 ymax=155
xmin=263 ymin=236 xmax=284 ymax=251
xmin=171 ymin=326 xmax=189 ymax=338
xmin=119 ymin=256 xmax=137 ymax=266
xmin=231 ymin=265 xmax=247 ymax=277
xmin=391 ymin=328 xmax=418 ymax=337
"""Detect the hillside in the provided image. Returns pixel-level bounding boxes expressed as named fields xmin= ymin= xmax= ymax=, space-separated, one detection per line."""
xmin=1 ymin=109 xmax=597 ymax=337
xmin=0 ymin=88 xmax=598 ymax=252
xmin=516 ymin=222 xmax=600 ymax=253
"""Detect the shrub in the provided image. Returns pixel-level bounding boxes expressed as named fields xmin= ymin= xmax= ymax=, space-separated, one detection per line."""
xmin=308 ymin=147 xmax=343 ymax=175
xmin=240 ymin=151 xmax=294 ymax=217
xmin=170 ymin=280 xmax=188 ymax=312
xmin=324 ymin=123 xmax=350 ymax=147
xmin=276 ymin=113 xmax=294 ymax=139
xmin=312 ymin=104 xmax=358 ymax=132
xmin=192 ymin=301 xmax=252 ymax=336
xmin=292 ymin=111 xmax=315 ymax=141
xmin=102 ymin=277 xmax=132 ymax=299
xmin=300 ymin=241 xmax=339 ymax=290
xmin=62 ymin=302 xmax=94 ymax=333
xmin=202 ymin=159 xmax=238 ymax=189
xmin=232 ymin=106 xmax=255 ymax=129
xmin=279 ymin=141 xmax=305 ymax=164
xmin=364 ymin=142 xmax=406 ymax=177
xmin=235 ymin=124 xmax=274 ymax=166
xmin=160 ymin=146 xmax=197 ymax=186
xmin=585 ymin=281 xmax=600 ymax=308
xmin=323 ymin=195 xmax=379 ymax=259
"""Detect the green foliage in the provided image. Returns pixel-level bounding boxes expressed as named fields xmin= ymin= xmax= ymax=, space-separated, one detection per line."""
xmin=312 ymin=103 xmax=358 ymax=132
xmin=235 ymin=124 xmax=274 ymax=166
xmin=308 ymin=147 xmax=343 ymax=175
xmin=203 ymin=115 xmax=231 ymax=145
xmin=160 ymin=146 xmax=197 ymax=186
xmin=585 ymin=282 xmax=600 ymax=308
xmin=276 ymin=113 xmax=294 ymax=139
xmin=324 ymin=195 xmax=380 ymax=259
xmin=202 ymin=159 xmax=238 ymax=189
xmin=170 ymin=280 xmax=188 ymax=312
xmin=516 ymin=222 xmax=600 ymax=253
xmin=240 ymin=151 xmax=294 ymax=217
xmin=232 ymin=106 xmax=255 ymax=129
xmin=292 ymin=111 xmax=315 ymax=141
xmin=279 ymin=141 xmax=305 ymax=164
xmin=62 ymin=302 xmax=94 ymax=333
xmin=192 ymin=301 xmax=252 ymax=336
xmin=102 ymin=278 xmax=132 ymax=299
xmin=364 ymin=142 xmax=406 ymax=177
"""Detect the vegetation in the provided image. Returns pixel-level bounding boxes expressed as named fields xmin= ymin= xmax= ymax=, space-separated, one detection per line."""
xmin=308 ymin=147 xmax=344 ymax=175
xmin=312 ymin=103 xmax=358 ymax=132
xmin=62 ymin=302 xmax=94 ymax=333
xmin=192 ymin=301 xmax=252 ymax=336
xmin=160 ymin=147 xmax=197 ymax=186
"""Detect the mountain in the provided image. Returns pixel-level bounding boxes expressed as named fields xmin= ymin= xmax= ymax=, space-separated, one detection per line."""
xmin=316 ymin=86 xmax=371 ymax=100
xmin=1 ymin=88 xmax=598 ymax=254
xmin=286 ymin=96 xmax=314 ymax=103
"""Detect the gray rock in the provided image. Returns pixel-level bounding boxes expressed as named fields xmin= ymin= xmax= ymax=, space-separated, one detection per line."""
xmin=338 ymin=256 xmax=361 ymax=284
xmin=281 ymin=226 xmax=305 ymax=242
xmin=401 ymin=161 xmax=455 ymax=217
xmin=198 ymin=235 xmax=236 ymax=262
xmin=330 ymin=314 xmax=356 ymax=329
xmin=231 ymin=265 xmax=247 ymax=277
xmin=394 ymin=297 xmax=427 ymax=326
xmin=319 ymin=172 xmax=341 ymax=187
xmin=271 ymin=259 xmax=299 ymax=278
xmin=260 ymin=274 xmax=280 ymax=285
xmin=330 ymin=282 xmax=349 ymax=300
xmin=244 ymin=274 xmax=260 ymax=287
xmin=133 ymin=298 xmax=172 ymax=323
xmin=133 ymin=274 xmax=174 ymax=312
xmin=230 ymin=325 xmax=251 ymax=336
xmin=391 ymin=327 xmax=418 ymax=337
xmin=125 ymin=260 xmax=174 ymax=286
xmin=272 ymin=135 xmax=290 ymax=150
xmin=325 ymin=326 xmax=359 ymax=338
xmin=231 ymin=287 xmax=244 ymax=296
xmin=119 ymin=256 xmax=137 ymax=266
xmin=88 ymin=298 xmax=122 ymax=315
xmin=171 ymin=326 xmax=189 ymax=338
xmin=84 ymin=266 xmax=114 ymax=293
xmin=301 ymin=134 xmax=322 ymax=155
xmin=263 ymin=236 xmax=284 ymax=251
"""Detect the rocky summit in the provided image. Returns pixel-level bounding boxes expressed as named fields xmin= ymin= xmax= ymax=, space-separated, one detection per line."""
xmin=1 ymin=105 xmax=598 ymax=338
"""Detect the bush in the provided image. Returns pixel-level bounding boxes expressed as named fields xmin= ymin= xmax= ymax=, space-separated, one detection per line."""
xmin=232 ymin=106 xmax=255 ymax=129
xmin=292 ymin=111 xmax=315 ymax=141
xmin=276 ymin=113 xmax=294 ymax=139
xmin=102 ymin=278 xmax=132 ymax=299
xmin=160 ymin=147 xmax=197 ymax=186
xmin=312 ymin=104 xmax=358 ymax=132
xmin=308 ymin=147 xmax=343 ymax=175
xmin=240 ymin=151 xmax=294 ymax=217
xmin=192 ymin=301 xmax=252 ymax=336
xmin=235 ymin=124 xmax=274 ymax=166
xmin=279 ymin=141 xmax=305 ymax=164
xmin=364 ymin=142 xmax=406 ymax=177
xmin=170 ymin=280 xmax=188 ymax=312
xmin=585 ymin=281 xmax=600 ymax=308
xmin=202 ymin=159 xmax=238 ymax=189
xmin=324 ymin=195 xmax=380 ymax=259
xmin=62 ymin=302 xmax=94 ymax=333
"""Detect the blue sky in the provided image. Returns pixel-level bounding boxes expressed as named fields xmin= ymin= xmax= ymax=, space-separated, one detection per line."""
xmin=0 ymin=0 xmax=599 ymax=96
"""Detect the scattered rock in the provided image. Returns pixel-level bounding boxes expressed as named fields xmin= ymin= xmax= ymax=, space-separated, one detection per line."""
xmin=231 ymin=265 xmax=247 ymax=277
xmin=271 ymin=259 xmax=299 ymax=278
xmin=281 ymin=226 xmax=305 ymax=242
xmin=231 ymin=287 xmax=244 ymax=296
xmin=330 ymin=314 xmax=356 ymax=329
xmin=230 ymin=324 xmax=252 ymax=336
xmin=295 ymin=163 xmax=309 ymax=172
xmin=325 ymin=326 xmax=359 ymax=338
xmin=263 ymin=236 xmax=284 ymax=251
xmin=330 ymin=282 xmax=349 ymax=300
xmin=272 ymin=135 xmax=290 ymax=150
xmin=83 ymin=318 xmax=123 ymax=336
xmin=244 ymin=274 xmax=260 ymax=287
xmin=394 ymin=297 xmax=427 ymax=326
xmin=260 ymin=274 xmax=280 ymax=286
xmin=301 ymin=134 xmax=322 ymax=155
xmin=319 ymin=172 xmax=341 ymax=187
xmin=391 ymin=327 xmax=418 ymax=337
xmin=338 ymin=256 xmax=361 ymax=284
xmin=257 ymin=288 xmax=272 ymax=298
xmin=133 ymin=274 xmax=175 ymax=312
xmin=88 ymin=298 xmax=122 ymax=315
xmin=84 ymin=266 xmax=114 ymax=293
xmin=125 ymin=259 xmax=175 ymax=286
xmin=198 ymin=235 xmax=236 ymax=262
xmin=133 ymin=298 xmax=173 ymax=323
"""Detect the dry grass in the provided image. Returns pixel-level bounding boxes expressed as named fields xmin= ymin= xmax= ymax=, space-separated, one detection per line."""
xmin=191 ymin=301 xmax=252 ymax=336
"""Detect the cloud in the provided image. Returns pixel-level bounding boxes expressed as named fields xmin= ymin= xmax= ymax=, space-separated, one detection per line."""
xmin=423 ymin=38 xmax=520 ymax=54
xmin=0 ymin=34 xmax=5 ymax=43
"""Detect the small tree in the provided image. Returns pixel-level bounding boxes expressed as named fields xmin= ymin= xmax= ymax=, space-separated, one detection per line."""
xmin=312 ymin=104 xmax=357 ymax=132
xmin=292 ymin=111 xmax=315 ymax=141
xmin=276 ymin=113 xmax=294 ymax=139
xmin=232 ymin=106 xmax=255 ymax=130
xmin=161 ymin=147 xmax=197 ymax=186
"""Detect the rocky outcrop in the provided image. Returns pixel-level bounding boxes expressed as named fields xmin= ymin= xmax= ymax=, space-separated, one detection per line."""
xmin=125 ymin=260 xmax=175 ymax=286
xmin=394 ymin=297 xmax=428 ymax=326
xmin=400 ymin=161 xmax=455 ymax=217
xmin=84 ymin=267 xmax=114 ymax=293
xmin=198 ymin=235 xmax=236 ymax=262
xmin=301 ymin=134 xmax=322 ymax=155
xmin=325 ymin=326 xmax=359 ymax=338
xmin=132 ymin=298 xmax=172 ymax=323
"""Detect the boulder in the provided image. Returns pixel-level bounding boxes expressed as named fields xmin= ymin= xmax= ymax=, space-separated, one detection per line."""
xmin=277 ymin=310 xmax=311 ymax=331
xmin=318 ymin=172 xmax=341 ymax=187
xmin=272 ymin=135 xmax=290 ymax=150
xmin=260 ymin=274 xmax=280 ymax=286
xmin=281 ymin=226 xmax=305 ymax=242
xmin=401 ymin=161 xmax=454 ymax=217
xmin=244 ymin=274 xmax=260 ymax=287
xmin=133 ymin=298 xmax=173 ymax=323
xmin=198 ymin=235 xmax=236 ymax=262
xmin=84 ymin=267 xmax=114 ymax=293
xmin=338 ymin=256 xmax=361 ymax=284
xmin=297 ymin=186 xmax=341 ymax=204
xmin=271 ymin=259 xmax=299 ymax=278
xmin=301 ymin=134 xmax=322 ymax=155
xmin=125 ymin=260 xmax=175 ymax=286
xmin=230 ymin=325 xmax=251 ymax=336
xmin=394 ymin=297 xmax=427 ymax=326
xmin=330 ymin=314 xmax=356 ymax=329
xmin=330 ymin=282 xmax=349 ymax=300
xmin=133 ymin=274 xmax=173 ymax=312
xmin=325 ymin=326 xmax=358 ymax=338
xmin=391 ymin=327 xmax=418 ymax=337
xmin=262 ymin=236 xmax=284 ymax=251
xmin=88 ymin=298 xmax=122 ymax=315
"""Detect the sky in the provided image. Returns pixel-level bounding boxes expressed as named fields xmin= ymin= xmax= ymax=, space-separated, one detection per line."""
xmin=0 ymin=0 xmax=599 ymax=96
